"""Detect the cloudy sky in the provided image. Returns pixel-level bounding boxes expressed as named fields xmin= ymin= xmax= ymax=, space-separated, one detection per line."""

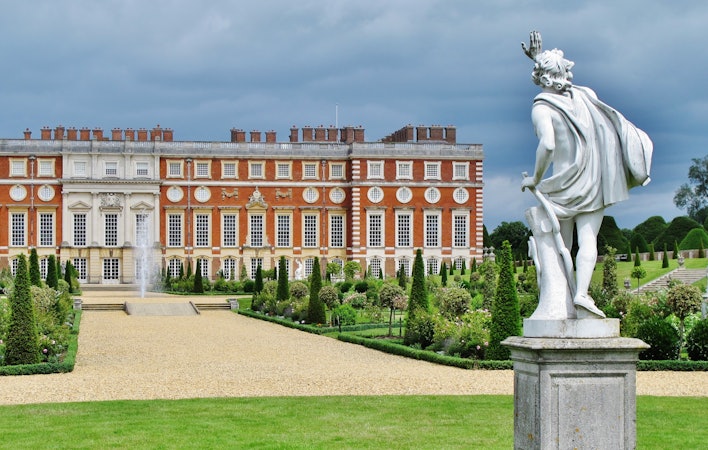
xmin=1 ymin=1 xmax=703 ymax=231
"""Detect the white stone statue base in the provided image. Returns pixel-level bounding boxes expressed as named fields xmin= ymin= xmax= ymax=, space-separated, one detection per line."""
xmin=523 ymin=318 xmax=619 ymax=338
xmin=503 ymin=336 xmax=648 ymax=450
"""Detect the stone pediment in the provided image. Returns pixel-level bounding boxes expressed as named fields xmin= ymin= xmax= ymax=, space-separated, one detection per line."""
xmin=68 ymin=200 xmax=91 ymax=210
xmin=130 ymin=201 xmax=154 ymax=211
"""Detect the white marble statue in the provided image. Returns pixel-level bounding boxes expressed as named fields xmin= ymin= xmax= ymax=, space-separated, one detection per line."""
xmin=521 ymin=31 xmax=653 ymax=320
xmin=295 ymin=259 xmax=304 ymax=281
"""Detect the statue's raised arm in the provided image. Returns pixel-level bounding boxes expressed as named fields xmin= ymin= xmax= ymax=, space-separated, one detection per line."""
xmin=521 ymin=30 xmax=542 ymax=61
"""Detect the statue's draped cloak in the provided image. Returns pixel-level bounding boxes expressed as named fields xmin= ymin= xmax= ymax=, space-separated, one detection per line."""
xmin=534 ymin=86 xmax=653 ymax=219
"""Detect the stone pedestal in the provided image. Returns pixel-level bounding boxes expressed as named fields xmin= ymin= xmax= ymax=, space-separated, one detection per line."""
xmin=503 ymin=334 xmax=648 ymax=450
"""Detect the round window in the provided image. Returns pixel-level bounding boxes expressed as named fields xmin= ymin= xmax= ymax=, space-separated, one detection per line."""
xmin=194 ymin=186 xmax=211 ymax=203
xmin=396 ymin=187 xmax=412 ymax=203
xmin=167 ymin=186 xmax=184 ymax=202
xmin=424 ymin=187 xmax=441 ymax=204
xmin=10 ymin=185 xmax=27 ymax=202
xmin=38 ymin=185 xmax=55 ymax=202
xmin=367 ymin=186 xmax=384 ymax=203
xmin=453 ymin=187 xmax=469 ymax=204
xmin=303 ymin=187 xmax=319 ymax=203
xmin=329 ymin=188 xmax=345 ymax=204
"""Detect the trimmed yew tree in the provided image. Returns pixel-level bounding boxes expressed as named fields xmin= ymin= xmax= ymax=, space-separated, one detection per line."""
xmin=5 ymin=254 xmax=41 ymax=365
xmin=193 ymin=259 xmax=204 ymax=293
xmin=277 ymin=256 xmax=289 ymax=302
xmin=487 ymin=240 xmax=521 ymax=360
xmin=45 ymin=255 xmax=58 ymax=289
xmin=29 ymin=248 xmax=42 ymax=287
xmin=404 ymin=249 xmax=430 ymax=345
xmin=307 ymin=257 xmax=326 ymax=324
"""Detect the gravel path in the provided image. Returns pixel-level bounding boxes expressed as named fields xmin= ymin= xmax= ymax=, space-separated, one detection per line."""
xmin=1 ymin=292 xmax=707 ymax=405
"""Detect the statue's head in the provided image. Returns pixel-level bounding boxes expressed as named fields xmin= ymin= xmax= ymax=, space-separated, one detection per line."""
xmin=531 ymin=49 xmax=574 ymax=93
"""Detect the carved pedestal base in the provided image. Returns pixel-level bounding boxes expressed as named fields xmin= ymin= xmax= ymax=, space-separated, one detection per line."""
xmin=503 ymin=335 xmax=648 ymax=450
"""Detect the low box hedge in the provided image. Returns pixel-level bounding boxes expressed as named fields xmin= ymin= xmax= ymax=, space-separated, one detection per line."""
xmin=0 ymin=311 xmax=81 ymax=376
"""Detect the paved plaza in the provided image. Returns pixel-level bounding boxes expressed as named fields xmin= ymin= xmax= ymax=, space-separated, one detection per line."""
xmin=1 ymin=290 xmax=707 ymax=405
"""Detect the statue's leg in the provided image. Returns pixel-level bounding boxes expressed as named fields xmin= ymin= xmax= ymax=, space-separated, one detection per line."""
xmin=573 ymin=210 xmax=606 ymax=317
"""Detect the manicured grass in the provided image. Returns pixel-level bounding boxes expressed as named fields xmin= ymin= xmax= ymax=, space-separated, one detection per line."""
xmin=590 ymin=258 xmax=707 ymax=291
xmin=0 ymin=396 xmax=705 ymax=449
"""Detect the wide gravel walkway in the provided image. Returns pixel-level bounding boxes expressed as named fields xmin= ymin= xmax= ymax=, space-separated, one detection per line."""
xmin=1 ymin=291 xmax=707 ymax=405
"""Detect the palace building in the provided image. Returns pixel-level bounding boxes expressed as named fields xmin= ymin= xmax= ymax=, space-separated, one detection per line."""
xmin=0 ymin=124 xmax=483 ymax=284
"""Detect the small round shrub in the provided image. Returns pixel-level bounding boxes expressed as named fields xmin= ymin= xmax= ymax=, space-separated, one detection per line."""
xmin=289 ymin=281 xmax=309 ymax=300
xmin=319 ymin=285 xmax=340 ymax=310
xmin=331 ymin=304 xmax=357 ymax=326
xmin=354 ymin=281 xmax=369 ymax=293
xmin=405 ymin=311 xmax=437 ymax=348
xmin=686 ymin=319 xmax=708 ymax=361
xmin=635 ymin=318 xmax=680 ymax=360
xmin=242 ymin=279 xmax=255 ymax=293
xmin=338 ymin=281 xmax=353 ymax=293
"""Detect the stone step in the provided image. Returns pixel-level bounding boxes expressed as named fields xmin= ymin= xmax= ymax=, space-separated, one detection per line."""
xmin=637 ymin=268 xmax=706 ymax=293
xmin=81 ymin=303 xmax=126 ymax=311
xmin=194 ymin=303 xmax=232 ymax=310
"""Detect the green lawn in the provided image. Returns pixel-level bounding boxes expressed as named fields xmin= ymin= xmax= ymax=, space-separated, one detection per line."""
xmin=0 ymin=396 xmax=705 ymax=449
xmin=590 ymin=258 xmax=707 ymax=291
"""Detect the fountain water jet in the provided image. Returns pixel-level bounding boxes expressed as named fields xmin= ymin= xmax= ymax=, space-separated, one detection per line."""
xmin=135 ymin=211 xmax=152 ymax=298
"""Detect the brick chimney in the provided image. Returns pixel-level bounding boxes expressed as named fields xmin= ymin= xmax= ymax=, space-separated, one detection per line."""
xmin=162 ymin=128 xmax=173 ymax=142
xmin=302 ymin=126 xmax=313 ymax=142
xmin=444 ymin=126 xmax=456 ymax=144
xmin=250 ymin=130 xmax=261 ymax=142
xmin=125 ymin=128 xmax=135 ymax=141
xmin=314 ymin=125 xmax=326 ymax=142
xmin=289 ymin=126 xmax=299 ymax=143
xmin=416 ymin=126 xmax=428 ymax=141
xmin=41 ymin=126 xmax=51 ymax=140
xmin=430 ymin=125 xmax=443 ymax=141
xmin=137 ymin=128 xmax=148 ymax=141
xmin=54 ymin=125 xmax=65 ymax=140
xmin=111 ymin=128 xmax=123 ymax=141
xmin=327 ymin=125 xmax=338 ymax=142
xmin=80 ymin=127 xmax=91 ymax=141
xmin=23 ymin=128 xmax=32 ymax=140
xmin=67 ymin=127 xmax=78 ymax=141
xmin=265 ymin=130 xmax=276 ymax=143
xmin=341 ymin=126 xmax=354 ymax=144
xmin=230 ymin=128 xmax=239 ymax=142
xmin=151 ymin=125 xmax=162 ymax=141
xmin=92 ymin=127 xmax=104 ymax=141
xmin=353 ymin=126 xmax=365 ymax=143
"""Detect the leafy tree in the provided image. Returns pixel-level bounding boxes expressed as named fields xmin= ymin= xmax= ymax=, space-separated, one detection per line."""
xmin=674 ymin=240 xmax=680 ymax=259
xmin=326 ymin=262 xmax=342 ymax=281
xmin=306 ymin=257 xmax=326 ymax=324
xmin=666 ymin=283 xmax=702 ymax=346
xmin=254 ymin=265 xmax=263 ymax=295
xmin=597 ymin=216 xmax=628 ymax=255
xmin=631 ymin=266 xmax=646 ymax=292
xmin=634 ymin=247 xmax=641 ymax=267
xmin=379 ymin=283 xmax=407 ymax=336
xmin=343 ymin=261 xmax=361 ymax=281
xmin=648 ymin=243 xmax=656 ymax=261
xmin=277 ymin=257 xmax=289 ymax=302
xmin=29 ymin=248 xmax=41 ymax=287
xmin=193 ymin=259 xmax=204 ymax=293
xmin=482 ymin=224 xmax=491 ymax=247
xmin=45 ymin=255 xmax=58 ymax=289
xmin=471 ymin=258 xmax=477 ymax=272
xmin=602 ymin=246 xmax=619 ymax=302
xmin=652 ymin=216 xmax=701 ymax=253
xmin=186 ymin=260 xmax=192 ymax=278
xmin=240 ymin=264 xmax=248 ymax=282
xmin=319 ymin=285 xmax=339 ymax=311
xmin=440 ymin=262 xmax=448 ymax=287
xmin=679 ymin=227 xmax=708 ymax=251
xmin=436 ymin=286 xmax=472 ymax=319
xmin=487 ymin=241 xmax=521 ymax=360
xmin=674 ymin=155 xmax=708 ymax=221
xmin=460 ymin=260 xmax=466 ymax=275
xmin=5 ymin=254 xmax=41 ymax=365
xmin=633 ymin=216 xmax=667 ymax=245
xmin=489 ymin=221 xmax=530 ymax=256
